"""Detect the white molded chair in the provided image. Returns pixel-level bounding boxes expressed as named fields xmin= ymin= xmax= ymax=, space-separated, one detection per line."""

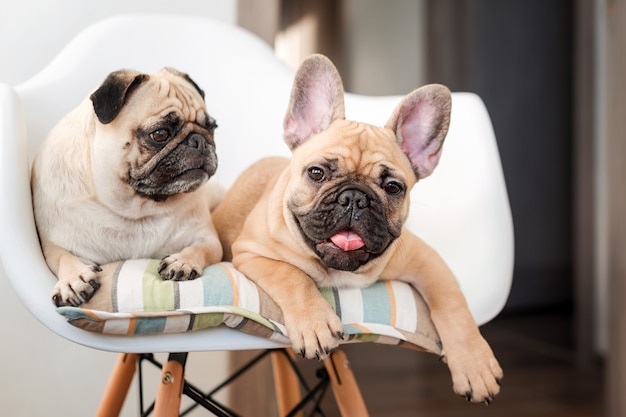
xmin=0 ymin=13 xmax=513 ymax=416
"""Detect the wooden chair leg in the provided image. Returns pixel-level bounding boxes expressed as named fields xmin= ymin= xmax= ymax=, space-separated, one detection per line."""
xmin=324 ymin=350 xmax=369 ymax=417
xmin=271 ymin=349 xmax=303 ymax=417
xmin=154 ymin=353 xmax=188 ymax=417
xmin=96 ymin=353 xmax=138 ymax=417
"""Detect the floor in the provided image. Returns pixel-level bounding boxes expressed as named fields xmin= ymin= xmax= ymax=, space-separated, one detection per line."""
xmin=292 ymin=305 xmax=605 ymax=417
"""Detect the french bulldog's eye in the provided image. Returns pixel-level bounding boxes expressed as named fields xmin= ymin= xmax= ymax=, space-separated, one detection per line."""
xmin=308 ymin=166 xmax=326 ymax=182
xmin=150 ymin=129 xmax=171 ymax=142
xmin=384 ymin=181 xmax=404 ymax=195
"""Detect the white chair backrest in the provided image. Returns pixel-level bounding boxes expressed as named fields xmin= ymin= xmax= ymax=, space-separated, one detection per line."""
xmin=0 ymin=14 xmax=513 ymax=351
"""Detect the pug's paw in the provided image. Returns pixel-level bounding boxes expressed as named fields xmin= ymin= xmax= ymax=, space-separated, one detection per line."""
xmin=158 ymin=255 xmax=202 ymax=281
xmin=52 ymin=264 xmax=102 ymax=307
xmin=285 ymin=306 xmax=345 ymax=361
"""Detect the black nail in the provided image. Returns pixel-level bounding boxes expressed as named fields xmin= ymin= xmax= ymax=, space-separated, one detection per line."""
xmin=189 ymin=270 xmax=198 ymax=280
xmin=484 ymin=397 xmax=491 ymax=406
xmin=496 ymin=378 xmax=502 ymax=386
xmin=465 ymin=391 xmax=472 ymax=402
xmin=300 ymin=349 xmax=306 ymax=358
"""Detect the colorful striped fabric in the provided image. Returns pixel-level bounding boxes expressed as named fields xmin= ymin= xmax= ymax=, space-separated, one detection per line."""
xmin=56 ymin=259 xmax=442 ymax=354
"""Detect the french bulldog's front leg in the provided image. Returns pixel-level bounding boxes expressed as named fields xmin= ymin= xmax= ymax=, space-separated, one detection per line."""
xmin=394 ymin=233 xmax=503 ymax=404
xmin=237 ymin=255 xmax=345 ymax=360
xmin=43 ymin=243 xmax=102 ymax=307
xmin=432 ymin=300 xmax=503 ymax=404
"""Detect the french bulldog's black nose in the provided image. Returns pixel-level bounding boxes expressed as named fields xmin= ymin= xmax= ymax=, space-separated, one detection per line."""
xmin=185 ymin=133 xmax=209 ymax=153
xmin=338 ymin=189 xmax=369 ymax=210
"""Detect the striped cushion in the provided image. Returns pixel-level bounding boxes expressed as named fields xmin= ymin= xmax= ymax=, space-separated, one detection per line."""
xmin=56 ymin=259 xmax=442 ymax=354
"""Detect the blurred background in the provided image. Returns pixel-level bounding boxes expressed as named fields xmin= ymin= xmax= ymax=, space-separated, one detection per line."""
xmin=1 ymin=0 xmax=623 ymax=416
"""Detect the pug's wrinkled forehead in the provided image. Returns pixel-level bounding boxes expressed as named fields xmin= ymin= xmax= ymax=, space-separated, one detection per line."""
xmin=90 ymin=67 xmax=216 ymax=130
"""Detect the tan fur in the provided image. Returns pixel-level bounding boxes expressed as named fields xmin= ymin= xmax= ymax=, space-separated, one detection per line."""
xmin=32 ymin=68 xmax=223 ymax=307
xmin=212 ymin=54 xmax=502 ymax=404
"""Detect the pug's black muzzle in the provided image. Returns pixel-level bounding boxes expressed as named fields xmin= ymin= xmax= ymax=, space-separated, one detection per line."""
xmin=130 ymin=132 xmax=218 ymax=201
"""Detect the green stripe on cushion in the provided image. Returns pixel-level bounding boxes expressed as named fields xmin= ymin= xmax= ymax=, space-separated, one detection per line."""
xmin=192 ymin=312 xmax=225 ymax=330
xmin=142 ymin=260 xmax=175 ymax=311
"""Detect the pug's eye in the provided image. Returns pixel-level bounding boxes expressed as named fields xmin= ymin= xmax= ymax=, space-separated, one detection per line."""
xmin=150 ymin=129 xmax=171 ymax=142
xmin=384 ymin=181 xmax=404 ymax=195
xmin=307 ymin=166 xmax=327 ymax=183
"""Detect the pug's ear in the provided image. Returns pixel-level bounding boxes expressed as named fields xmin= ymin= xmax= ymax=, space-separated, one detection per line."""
xmin=283 ymin=54 xmax=346 ymax=150
xmin=386 ymin=84 xmax=452 ymax=180
xmin=90 ymin=69 xmax=149 ymax=124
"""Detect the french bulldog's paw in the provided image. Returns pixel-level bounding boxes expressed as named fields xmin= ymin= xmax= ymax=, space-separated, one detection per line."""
xmin=158 ymin=255 xmax=201 ymax=281
xmin=52 ymin=265 xmax=102 ymax=307
xmin=286 ymin=310 xmax=344 ymax=361
xmin=443 ymin=339 xmax=503 ymax=404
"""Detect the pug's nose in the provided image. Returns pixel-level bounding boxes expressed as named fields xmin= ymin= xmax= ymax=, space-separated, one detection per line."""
xmin=185 ymin=133 xmax=209 ymax=153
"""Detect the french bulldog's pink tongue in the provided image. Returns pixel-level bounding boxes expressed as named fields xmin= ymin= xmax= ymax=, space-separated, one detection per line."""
xmin=330 ymin=230 xmax=365 ymax=251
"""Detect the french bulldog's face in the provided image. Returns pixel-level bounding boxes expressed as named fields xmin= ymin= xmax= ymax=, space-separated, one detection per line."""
xmin=90 ymin=68 xmax=218 ymax=202
xmin=286 ymin=120 xmax=417 ymax=272
xmin=281 ymin=54 xmax=451 ymax=272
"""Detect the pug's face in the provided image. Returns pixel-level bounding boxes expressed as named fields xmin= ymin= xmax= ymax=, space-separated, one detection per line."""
xmin=90 ymin=68 xmax=217 ymax=202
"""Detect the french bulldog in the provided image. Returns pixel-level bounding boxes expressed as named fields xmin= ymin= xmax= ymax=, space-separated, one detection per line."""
xmin=212 ymin=54 xmax=503 ymax=404
xmin=32 ymin=67 xmax=223 ymax=307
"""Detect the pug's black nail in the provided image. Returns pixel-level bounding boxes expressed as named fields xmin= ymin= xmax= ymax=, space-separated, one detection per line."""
xmin=80 ymin=291 xmax=89 ymax=300
xmin=89 ymin=280 xmax=100 ymax=290
xmin=175 ymin=270 xmax=184 ymax=280
xmin=336 ymin=331 xmax=345 ymax=340
xmin=52 ymin=295 xmax=61 ymax=307
xmin=484 ymin=397 xmax=491 ymax=406
xmin=91 ymin=265 xmax=103 ymax=273
xmin=315 ymin=351 xmax=321 ymax=361
xmin=495 ymin=378 xmax=502 ymax=386
xmin=299 ymin=349 xmax=306 ymax=358
xmin=189 ymin=270 xmax=198 ymax=280
xmin=157 ymin=263 xmax=167 ymax=273
xmin=465 ymin=391 xmax=472 ymax=402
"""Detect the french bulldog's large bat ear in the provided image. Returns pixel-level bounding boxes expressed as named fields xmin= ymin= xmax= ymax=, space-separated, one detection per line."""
xmin=283 ymin=54 xmax=346 ymax=150
xmin=386 ymin=84 xmax=452 ymax=180
xmin=90 ymin=70 xmax=149 ymax=124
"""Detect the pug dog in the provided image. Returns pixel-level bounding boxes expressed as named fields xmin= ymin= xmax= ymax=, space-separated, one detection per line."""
xmin=32 ymin=67 xmax=223 ymax=308
xmin=212 ymin=55 xmax=502 ymax=404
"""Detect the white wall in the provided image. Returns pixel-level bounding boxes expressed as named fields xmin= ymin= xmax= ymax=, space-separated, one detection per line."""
xmin=0 ymin=1 xmax=237 ymax=85
xmin=0 ymin=2 xmax=236 ymax=416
